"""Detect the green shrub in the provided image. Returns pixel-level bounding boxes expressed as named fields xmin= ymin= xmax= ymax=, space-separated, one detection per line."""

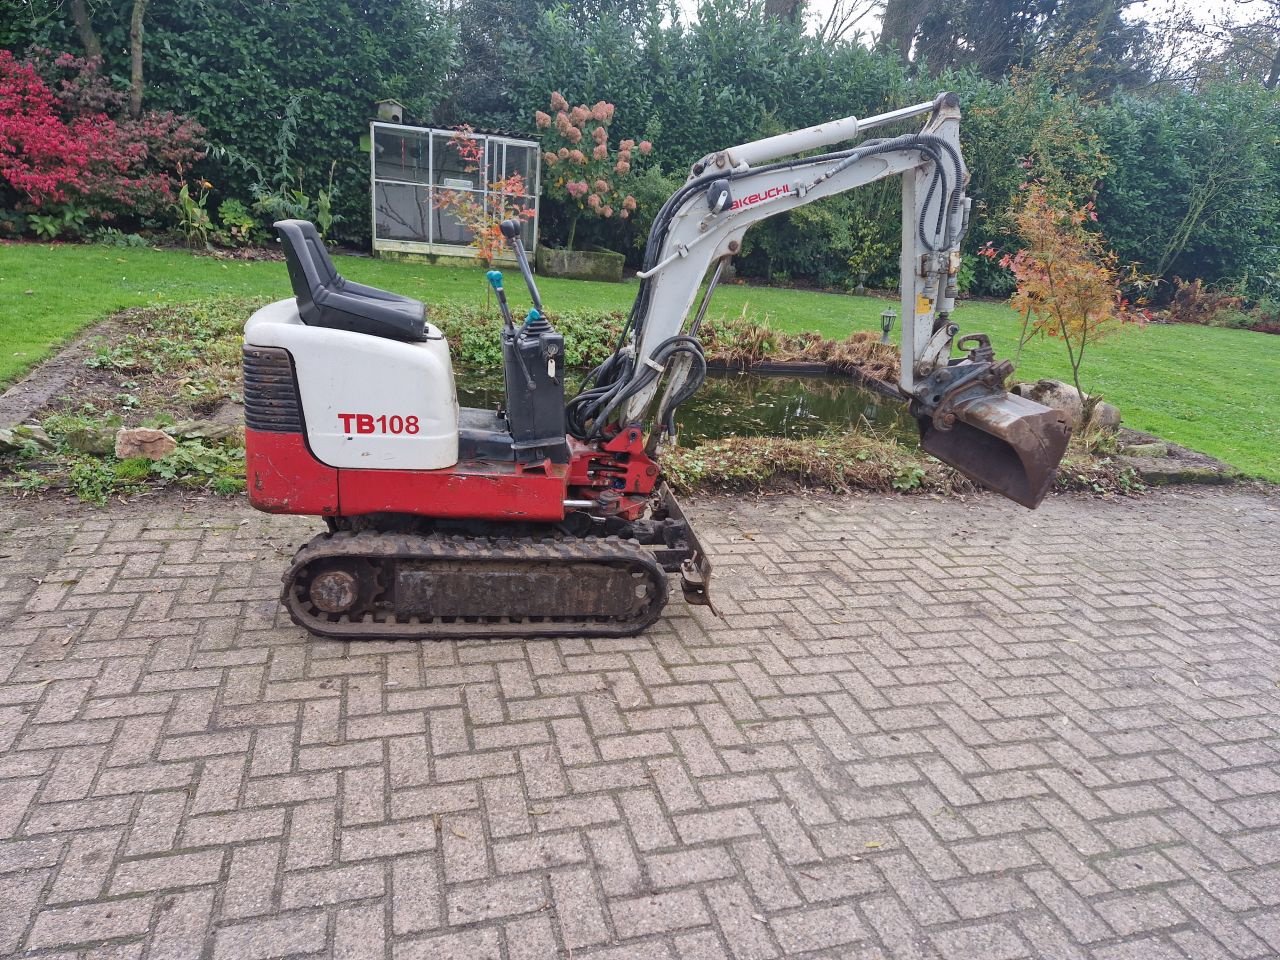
xmin=1093 ymin=83 xmax=1280 ymax=291
xmin=433 ymin=306 xmax=626 ymax=368
xmin=217 ymin=198 xmax=261 ymax=246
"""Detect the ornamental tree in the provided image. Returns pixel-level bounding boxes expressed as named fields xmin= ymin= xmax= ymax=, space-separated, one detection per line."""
xmin=984 ymin=183 xmax=1148 ymax=410
xmin=535 ymin=92 xmax=651 ymax=250
xmin=433 ymin=124 xmax=534 ymax=262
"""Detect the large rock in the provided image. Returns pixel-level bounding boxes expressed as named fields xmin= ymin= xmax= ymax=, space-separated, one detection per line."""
xmin=163 ymin=419 xmax=239 ymax=442
xmin=1010 ymin=380 xmax=1121 ymax=433
xmin=1088 ymin=401 xmax=1122 ymax=433
xmin=0 ymin=424 xmax=54 ymax=453
xmin=64 ymin=425 xmax=117 ymax=455
xmin=1119 ymin=440 xmax=1168 ymax=458
xmin=114 ymin=427 xmax=177 ymax=460
xmin=1011 ymin=379 xmax=1085 ymax=429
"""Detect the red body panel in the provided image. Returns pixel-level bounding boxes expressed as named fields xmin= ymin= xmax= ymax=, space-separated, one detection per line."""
xmin=245 ymin=428 xmax=568 ymax=522
xmin=338 ymin=461 xmax=568 ymax=521
xmin=246 ymin=428 xmax=340 ymax=515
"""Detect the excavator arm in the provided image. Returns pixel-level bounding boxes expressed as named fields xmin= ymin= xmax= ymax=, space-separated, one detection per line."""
xmin=570 ymin=92 xmax=1070 ymax=508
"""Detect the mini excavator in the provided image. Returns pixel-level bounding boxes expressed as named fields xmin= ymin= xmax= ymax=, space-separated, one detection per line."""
xmin=243 ymin=92 xmax=1071 ymax=640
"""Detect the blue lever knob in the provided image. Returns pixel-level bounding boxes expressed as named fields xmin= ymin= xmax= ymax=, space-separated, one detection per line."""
xmin=486 ymin=270 xmax=504 ymax=290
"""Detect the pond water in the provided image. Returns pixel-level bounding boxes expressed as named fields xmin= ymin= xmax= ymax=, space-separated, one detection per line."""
xmin=455 ymin=367 xmax=916 ymax=446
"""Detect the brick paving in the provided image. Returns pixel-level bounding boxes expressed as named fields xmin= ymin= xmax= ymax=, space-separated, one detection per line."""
xmin=0 ymin=485 xmax=1278 ymax=959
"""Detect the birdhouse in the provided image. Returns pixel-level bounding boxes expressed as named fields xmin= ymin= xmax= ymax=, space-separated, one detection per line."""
xmin=375 ymin=99 xmax=405 ymax=124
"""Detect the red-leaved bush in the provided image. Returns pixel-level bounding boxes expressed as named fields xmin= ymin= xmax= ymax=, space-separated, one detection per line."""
xmin=0 ymin=49 xmax=204 ymax=229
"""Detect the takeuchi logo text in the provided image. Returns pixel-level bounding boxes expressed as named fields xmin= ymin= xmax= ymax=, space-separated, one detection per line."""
xmin=730 ymin=184 xmax=790 ymax=210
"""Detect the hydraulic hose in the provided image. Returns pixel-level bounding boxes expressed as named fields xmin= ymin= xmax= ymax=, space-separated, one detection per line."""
xmin=566 ymin=125 xmax=965 ymax=438
xmin=581 ymin=336 xmax=705 ymax=441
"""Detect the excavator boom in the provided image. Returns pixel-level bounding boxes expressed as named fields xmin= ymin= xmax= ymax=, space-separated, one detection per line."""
xmin=572 ymin=92 xmax=1070 ymax=507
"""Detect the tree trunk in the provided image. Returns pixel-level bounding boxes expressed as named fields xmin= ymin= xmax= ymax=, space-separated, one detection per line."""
xmin=69 ymin=0 xmax=102 ymax=60
xmin=877 ymin=0 xmax=935 ymax=62
xmin=1266 ymin=43 xmax=1280 ymax=89
xmin=129 ymin=0 xmax=149 ymax=118
xmin=566 ymin=211 xmax=579 ymax=251
xmin=764 ymin=0 xmax=804 ymax=22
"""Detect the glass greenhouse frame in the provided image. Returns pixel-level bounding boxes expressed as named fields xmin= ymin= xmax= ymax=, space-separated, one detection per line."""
xmin=370 ymin=122 xmax=540 ymax=261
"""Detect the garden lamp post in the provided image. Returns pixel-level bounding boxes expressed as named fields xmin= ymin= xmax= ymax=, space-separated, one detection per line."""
xmin=880 ymin=308 xmax=896 ymax=345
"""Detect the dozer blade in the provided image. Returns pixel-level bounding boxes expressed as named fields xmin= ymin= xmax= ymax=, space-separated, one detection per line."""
xmin=919 ymin=391 xmax=1071 ymax=509
xmin=654 ymin=482 xmax=718 ymax=615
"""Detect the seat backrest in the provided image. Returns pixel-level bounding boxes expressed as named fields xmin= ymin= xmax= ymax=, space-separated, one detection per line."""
xmin=275 ymin=220 xmax=340 ymax=325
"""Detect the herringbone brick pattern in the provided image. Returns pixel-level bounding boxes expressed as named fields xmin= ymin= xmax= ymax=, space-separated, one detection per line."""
xmin=1 ymin=486 xmax=1278 ymax=959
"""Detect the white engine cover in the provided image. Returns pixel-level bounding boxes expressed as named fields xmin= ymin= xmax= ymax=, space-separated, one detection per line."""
xmin=245 ymin=299 xmax=459 ymax=470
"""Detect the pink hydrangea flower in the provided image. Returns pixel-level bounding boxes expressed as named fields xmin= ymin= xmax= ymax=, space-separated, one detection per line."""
xmin=543 ymin=153 xmax=558 ymax=167
xmin=570 ymin=105 xmax=589 ymax=125
xmin=601 ymin=205 xmax=613 ymax=218
xmin=614 ymin=160 xmax=630 ymax=175
xmin=587 ymin=193 xmax=601 ymax=209
xmin=568 ymin=149 xmax=586 ymax=164
xmin=594 ymin=179 xmax=609 ymax=193
xmin=534 ymin=111 xmax=551 ymax=129
xmin=620 ymin=209 xmax=630 ymax=219
xmin=592 ymin=125 xmax=607 ymax=145
xmin=566 ymin=126 xmax=583 ymax=144
xmin=592 ymin=144 xmax=608 ymax=161
xmin=620 ymin=139 xmax=635 ymax=151
xmin=558 ymin=147 xmax=569 ymax=159
xmin=638 ymin=140 xmax=652 ymax=155
xmin=550 ymin=91 xmax=568 ymax=111
xmin=623 ymin=195 xmax=637 ymax=211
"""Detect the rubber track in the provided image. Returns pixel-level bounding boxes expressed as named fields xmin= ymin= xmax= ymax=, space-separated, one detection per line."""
xmin=281 ymin=530 xmax=669 ymax=640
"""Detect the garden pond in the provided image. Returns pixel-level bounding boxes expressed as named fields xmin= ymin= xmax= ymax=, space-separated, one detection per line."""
xmin=457 ymin=368 xmax=916 ymax=445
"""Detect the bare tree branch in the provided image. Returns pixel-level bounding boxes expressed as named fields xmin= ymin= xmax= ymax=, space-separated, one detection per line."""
xmin=815 ymin=0 xmax=879 ymax=44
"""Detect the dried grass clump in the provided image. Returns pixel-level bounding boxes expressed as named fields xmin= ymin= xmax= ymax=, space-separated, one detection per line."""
xmin=662 ymin=432 xmax=968 ymax=496
xmin=701 ymin=311 xmax=899 ymax=383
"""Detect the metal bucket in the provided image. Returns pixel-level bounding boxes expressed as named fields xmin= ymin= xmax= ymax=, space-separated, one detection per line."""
xmin=919 ymin=392 xmax=1071 ymax=508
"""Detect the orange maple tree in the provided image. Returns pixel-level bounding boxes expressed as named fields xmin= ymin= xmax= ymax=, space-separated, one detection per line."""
xmin=983 ymin=184 xmax=1146 ymax=411
xmin=433 ymin=124 xmax=533 ymax=261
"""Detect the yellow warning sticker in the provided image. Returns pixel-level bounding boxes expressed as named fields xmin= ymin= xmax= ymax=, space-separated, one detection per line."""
xmin=916 ymin=295 xmax=933 ymax=315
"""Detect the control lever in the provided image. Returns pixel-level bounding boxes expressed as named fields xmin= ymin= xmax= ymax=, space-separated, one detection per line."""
xmin=486 ymin=269 xmax=535 ymax=391
xmin=499 ymin=219 xmax=543 ymax=315
xmin=485 ymin=269 xmax=517 ymax=334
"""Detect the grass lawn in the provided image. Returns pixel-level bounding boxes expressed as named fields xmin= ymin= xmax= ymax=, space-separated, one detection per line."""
xmin=2 ymin=240 xmax=1277 ymax=481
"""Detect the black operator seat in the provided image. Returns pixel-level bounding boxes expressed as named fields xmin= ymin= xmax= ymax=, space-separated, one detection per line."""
xmin=275 ymin=219 xmax=429 ymax=342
